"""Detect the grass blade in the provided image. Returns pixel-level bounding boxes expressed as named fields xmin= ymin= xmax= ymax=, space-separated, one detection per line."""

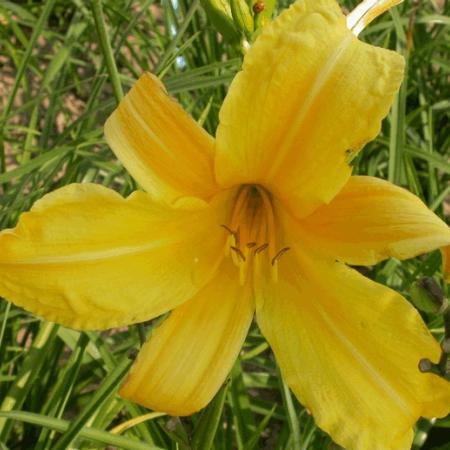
xmin=52 ymin=357 xmax=132 ymax=450
xmin=0 ymin=411 xmax=163 ymax=450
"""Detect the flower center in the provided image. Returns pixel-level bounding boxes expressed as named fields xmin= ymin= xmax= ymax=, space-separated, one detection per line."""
xmin=222 ymin=184 xmax=288 ymax=284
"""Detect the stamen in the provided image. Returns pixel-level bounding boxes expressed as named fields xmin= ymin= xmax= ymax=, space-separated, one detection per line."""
xmin=220 ymin=224 xmax=234 ymax=235
xmin=347 ymin=0 xmax=403 ymax=36
xmin=230 ymin=246 xmax=246 ymax=262
xmin=255 ymin=243 xmax=269 ymax=254
xmin=225 ymin=185 xmax=280 ymax=285
xmin=271 ymin=247 xmax=290 ymax=265
xmin=235 ymin=226 xmax=241 ymax=247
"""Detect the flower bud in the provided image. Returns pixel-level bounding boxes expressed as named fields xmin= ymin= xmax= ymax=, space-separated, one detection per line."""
xmin=410 ymin=277 xmax=449 ymax=315
xmin=200 ymin=0 xmax=240 ymax=41
xmin=230 ymin=0 xmax=254 ymax=39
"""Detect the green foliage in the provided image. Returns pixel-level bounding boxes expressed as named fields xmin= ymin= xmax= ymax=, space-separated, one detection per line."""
xmin=0 ymin=0 xmax=449 ymax=448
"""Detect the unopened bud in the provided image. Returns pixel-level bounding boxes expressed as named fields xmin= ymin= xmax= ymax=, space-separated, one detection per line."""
xmin=230 ymin=0 xmax=254 ymax=39
xmin=410 ymin=277 xmax=448 ymax=315
xmin=200 ymin=0 xmax=240 ymax=41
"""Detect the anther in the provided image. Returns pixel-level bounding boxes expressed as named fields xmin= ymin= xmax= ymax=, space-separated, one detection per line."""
xmin=255 ymin=243 xmax=269 ymax=254
xmin=230 ymin=246 xmax=246 ymax=262
xmin=271 ymin=247 xmax=290 ymax=265
xmin=221 ymin=224 xmax=234 ymax=235
xmin=235 ymin=227 xmax=241 ymax=247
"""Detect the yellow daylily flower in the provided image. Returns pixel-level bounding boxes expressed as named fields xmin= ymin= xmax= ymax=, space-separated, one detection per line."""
xmin=1 ymin=0 xmax=450 ymax=448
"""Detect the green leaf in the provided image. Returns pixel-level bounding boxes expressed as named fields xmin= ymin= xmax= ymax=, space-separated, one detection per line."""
xmin=52 ymin=357 xmax=132 ymax=450
xmin=0 ymin=411 xmax=163 ymax=450
xmin=192 ymin=382 xmax=229 ymax=450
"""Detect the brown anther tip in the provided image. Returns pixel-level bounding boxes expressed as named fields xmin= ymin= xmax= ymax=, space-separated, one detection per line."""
xmin=253 ymin=1 xmax=265 ymax=13
xmin=271 ymin=247 xmax=291 ymax=265
xmin=220 ymin=224 xmax=234 ymax=235
xmin=230 ymin=246 xmax=246 ymax=262
xmin=418 ymin=358 xmax=433 ymax=373
xmin=255 ymin=243 xmax=269 ymax=254
xmin=246 ymin=242 xmax=257 ymax=248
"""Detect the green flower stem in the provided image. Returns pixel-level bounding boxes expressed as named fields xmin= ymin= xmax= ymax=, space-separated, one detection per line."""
xmin=412 ymin=418 xmax=436 ymax=449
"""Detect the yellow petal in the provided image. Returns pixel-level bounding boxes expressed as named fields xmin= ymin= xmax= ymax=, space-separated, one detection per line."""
xmin=256 ymin=246 xmax=450 ymax=450
xmin=105 ymin=73 xmax=218 ymax=204
xmin=298 ymin=176 xmax=450 ymax=265
xmin=120 ymin=260 xmax=254 ymax=415
xmin=0 ymin=183 xmax=231 ymax=330
xmin=215 ymin=0 xmax=404 ymax=218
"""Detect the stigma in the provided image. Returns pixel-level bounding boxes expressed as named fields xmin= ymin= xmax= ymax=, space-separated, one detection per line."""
xmin=222 ymin=185 xmax=288 ymax=284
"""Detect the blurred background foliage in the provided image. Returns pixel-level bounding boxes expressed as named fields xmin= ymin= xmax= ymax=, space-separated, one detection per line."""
xmin=0 ymin=0 xmax=449 ymax=448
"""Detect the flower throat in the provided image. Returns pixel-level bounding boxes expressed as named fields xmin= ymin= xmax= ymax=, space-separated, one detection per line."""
xmin=222 ymin=185 xmax=288 ymax=284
